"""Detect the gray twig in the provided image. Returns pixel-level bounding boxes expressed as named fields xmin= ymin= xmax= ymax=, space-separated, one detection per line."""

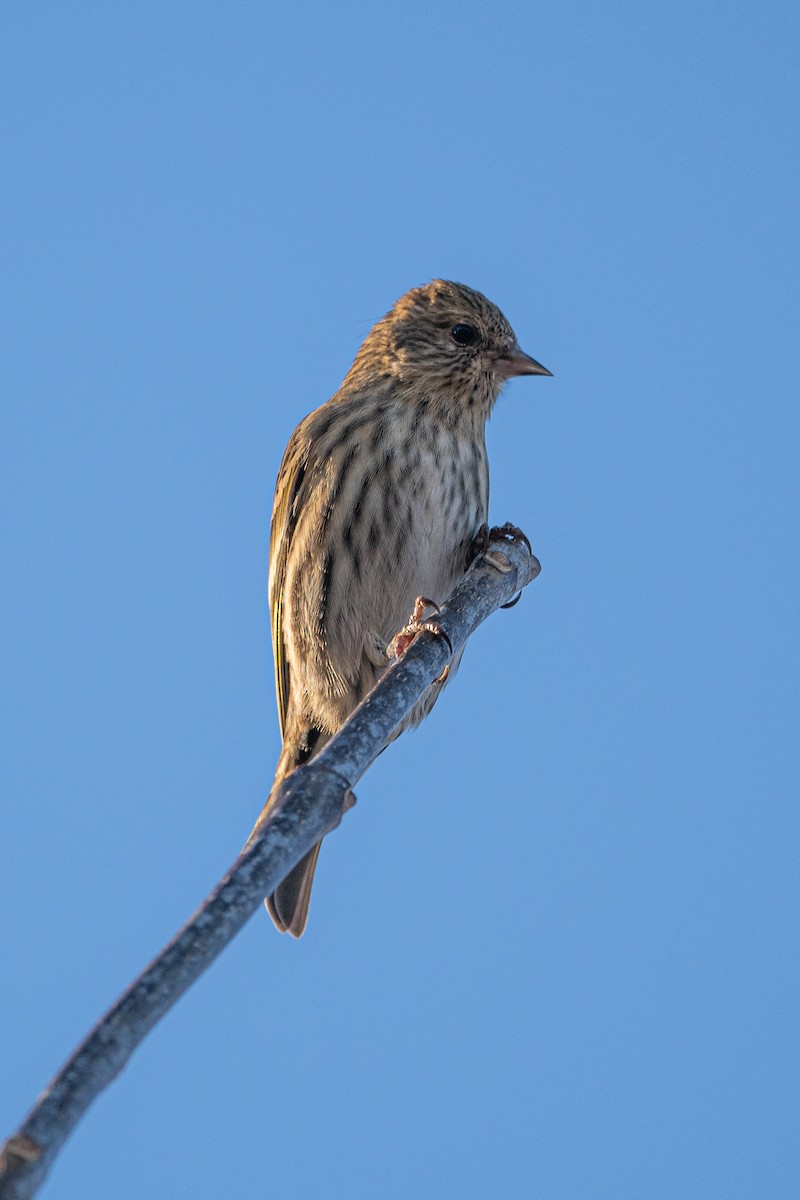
xmin=0 ymin=533 xmax=541 ymax=1200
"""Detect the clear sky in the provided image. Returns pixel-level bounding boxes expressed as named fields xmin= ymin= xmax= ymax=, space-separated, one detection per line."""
xmin=2 ymin=3 xmax=798 ymax=1197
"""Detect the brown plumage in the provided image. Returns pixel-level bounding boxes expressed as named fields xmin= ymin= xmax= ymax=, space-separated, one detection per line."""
xmin=254 ymin=280 xmax=551 ymax=936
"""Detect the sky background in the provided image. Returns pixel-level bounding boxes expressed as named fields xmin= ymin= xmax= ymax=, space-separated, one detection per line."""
xmin=2 ymin=2 xmax=798 ymax=1197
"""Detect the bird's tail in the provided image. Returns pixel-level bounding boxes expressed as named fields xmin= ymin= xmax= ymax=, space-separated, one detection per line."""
xmin=266 ymin=843 xmax=322 ymax=938
xmin=248 ymin=732 xmax=327 ymax=939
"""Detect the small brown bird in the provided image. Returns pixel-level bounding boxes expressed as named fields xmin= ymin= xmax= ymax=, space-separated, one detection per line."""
xmin=256 ymin=280 xmax=551 ymax=936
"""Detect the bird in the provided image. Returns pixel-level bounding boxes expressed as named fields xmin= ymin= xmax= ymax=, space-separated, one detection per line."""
xmin=253 ymin=280 xmax=551 ymax=936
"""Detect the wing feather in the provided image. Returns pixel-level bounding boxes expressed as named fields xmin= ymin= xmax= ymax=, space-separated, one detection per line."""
xmin=269 ymin=431 xmax=312 ymax=740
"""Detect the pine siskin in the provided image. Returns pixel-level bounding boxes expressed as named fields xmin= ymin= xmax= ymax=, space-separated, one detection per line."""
xmin=255 ymin=280 xmax=551 ymax=936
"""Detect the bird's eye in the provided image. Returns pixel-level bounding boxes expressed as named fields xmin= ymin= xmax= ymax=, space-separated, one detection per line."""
xmin=451 ymin=323 xmax=478 ymax=347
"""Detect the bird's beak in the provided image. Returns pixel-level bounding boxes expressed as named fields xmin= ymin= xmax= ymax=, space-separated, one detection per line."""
xmin=495 ymin=343 xmax=553 ymax=380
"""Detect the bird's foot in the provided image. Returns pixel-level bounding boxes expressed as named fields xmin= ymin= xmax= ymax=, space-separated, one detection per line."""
xmin=470 ymin=522 xmax=535 ymax=608
xmin=468 ymin=521 xmax=532 ymax=565
xmin=387 ymin=596 xmax=453 ymax=667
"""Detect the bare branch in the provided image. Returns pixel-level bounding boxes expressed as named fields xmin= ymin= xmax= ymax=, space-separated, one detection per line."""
xmin=0 ymin=533 xmax=540 ymax=1200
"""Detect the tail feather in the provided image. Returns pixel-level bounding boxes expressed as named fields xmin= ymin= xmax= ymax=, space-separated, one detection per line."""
xmin=252 ymin=728 xmax=328 ymax=938
xmin=265 ymin=843 xmax=322 ymax=938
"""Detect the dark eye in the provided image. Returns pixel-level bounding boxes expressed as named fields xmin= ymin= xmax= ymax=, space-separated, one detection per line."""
xmin=451 ymin=323 xmax=478 ymax=347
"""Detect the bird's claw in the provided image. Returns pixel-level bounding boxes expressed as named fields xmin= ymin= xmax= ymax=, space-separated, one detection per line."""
xmin=387 ymin=596 xmax=453 ymax=664
xmin=471 ymin=522 xmax=535 ymax=608
xmin=488 ymin=522 xmax=533 ymax=556
xmin=468 ymin=521 xmax=533 ymax=567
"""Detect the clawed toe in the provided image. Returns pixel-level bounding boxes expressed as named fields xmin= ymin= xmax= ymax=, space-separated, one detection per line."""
xmin=474 ymin=522 xmax=536 ymax=608
xmin=412 ymin=596 xmax=440 ymax=621
xmin=469 ymin=521 xmax=533 ymax=567
xmin=488 ymin=522 xmax=532 ymax=555
xmin=387 ymin=596 xmax=453 ymax=660
xmin=386 ymin=627 xmax=415 ymax=659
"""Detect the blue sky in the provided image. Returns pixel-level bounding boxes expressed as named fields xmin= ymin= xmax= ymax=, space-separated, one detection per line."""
xmin=2 ymin=2 xmax=798 ymax=1197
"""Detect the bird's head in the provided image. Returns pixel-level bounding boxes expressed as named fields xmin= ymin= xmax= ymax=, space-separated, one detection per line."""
xmin=345 ymin=280 xmax=551 ymax=418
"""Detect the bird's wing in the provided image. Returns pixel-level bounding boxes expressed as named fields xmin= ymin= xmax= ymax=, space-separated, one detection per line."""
xmin=269 ymin=429 xmax=313 ymax=741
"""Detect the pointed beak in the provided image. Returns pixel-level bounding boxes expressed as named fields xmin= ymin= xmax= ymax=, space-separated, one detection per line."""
xmin=495 ymin=343 xmax=553 ymax=380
